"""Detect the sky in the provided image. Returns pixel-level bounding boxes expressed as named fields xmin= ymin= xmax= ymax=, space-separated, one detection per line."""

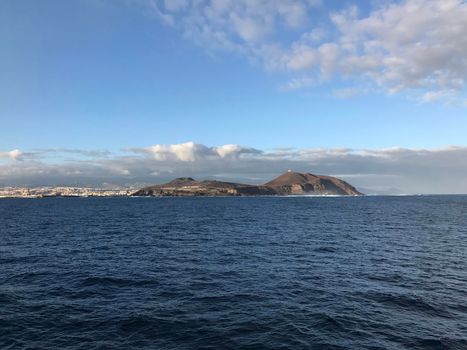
xmin=1 ymin=0 xmax=467 ymax=193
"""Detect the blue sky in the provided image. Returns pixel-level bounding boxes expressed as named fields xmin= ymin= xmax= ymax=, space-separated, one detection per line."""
xmin=1 ymin=0 xmax=467 ymax=192
xmin=1 ymin=0 xmax=466 ymax=150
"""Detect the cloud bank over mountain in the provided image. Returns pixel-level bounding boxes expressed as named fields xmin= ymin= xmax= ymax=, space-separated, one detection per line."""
xmin=143 ymin=0 xmax=467 ymax=104
xmin=1 ymin=142 xmax=467 ymax=194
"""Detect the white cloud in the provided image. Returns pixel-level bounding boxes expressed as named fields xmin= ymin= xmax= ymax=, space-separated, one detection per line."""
xmin=147 ymin=142 xmax=211 ymax=161
xmin=329 ymin=0 xmax=467 ymax=95
xmin=2 ymin=142 xmax=467 ymax=194
xmin=281 ymin=76 xmax=315 ymax=91
xmin=147 ymin=0 xmax=321 ymax=50
xmin=144 ymin=0 xmax=467 ymax=103
xmin=0 ymin=149 xmax=24 ymax=161
xmin=128 ymin=141 xmax=261 ymax=161
xmin=420 ymin=90 xmax=458 ymax=104
xmin=163 ymin=0 xmax=188 ymax=12
xmin=214 ymin=144 xmax=262 ymax=158
xmin=147 ymin=0 xmax=175 ymax=26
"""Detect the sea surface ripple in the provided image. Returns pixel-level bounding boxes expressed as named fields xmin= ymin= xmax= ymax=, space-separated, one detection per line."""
xmin=1 ymin=196 xmax=466 ymax=349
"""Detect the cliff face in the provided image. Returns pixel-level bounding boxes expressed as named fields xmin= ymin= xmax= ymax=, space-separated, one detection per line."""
xmin=132 ymin=171 xmax=363 ymax=197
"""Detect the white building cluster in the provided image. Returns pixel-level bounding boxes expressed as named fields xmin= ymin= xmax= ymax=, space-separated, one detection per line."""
xmin=0 ymin=187 xmax=132 ymax=198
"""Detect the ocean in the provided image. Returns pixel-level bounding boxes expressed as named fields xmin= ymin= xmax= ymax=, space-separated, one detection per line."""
xmin=1 ymin=196 xmax=466 ymax=349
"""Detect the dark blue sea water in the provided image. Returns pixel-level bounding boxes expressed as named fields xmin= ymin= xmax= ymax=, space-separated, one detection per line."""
xmin=1 ymin=196 xmax=466 ymax=350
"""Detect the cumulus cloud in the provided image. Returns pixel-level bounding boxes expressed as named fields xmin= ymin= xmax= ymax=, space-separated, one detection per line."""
xmin=144 ymin=0 xmax=467 ymax=103
xmin=327 ymin=0 xmax=467 ymax=96
xmin=127 ymin=141 xmax=262 ymax=161
xmin=1 ymin=142 xmax=467 ymax=194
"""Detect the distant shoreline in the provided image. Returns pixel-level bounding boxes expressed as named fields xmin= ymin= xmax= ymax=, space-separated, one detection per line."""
xmin=2 ymin=194 xmax=467 ymax=199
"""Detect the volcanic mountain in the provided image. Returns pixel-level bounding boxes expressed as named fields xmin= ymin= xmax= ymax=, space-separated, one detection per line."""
xmin=132 ymin=171 xmax=363 ymax=196
xmin=264 ymin=171 xmax=362 ymax=196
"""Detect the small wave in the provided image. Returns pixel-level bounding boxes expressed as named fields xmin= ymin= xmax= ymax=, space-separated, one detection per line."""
xmin=313 ymin=246 xmax=338 ymax=253
xmin=0 ymin=293 xmax=20 ymax=305
xmin=364 ymin=273 xmax=404 ymax=284
xmin=362 ymin=291 xmax=452 ymax=317
xmin=79 ymin=276 xmax=155 ymax=288
xmin=406 ymin=336 xmax=467 ymax=350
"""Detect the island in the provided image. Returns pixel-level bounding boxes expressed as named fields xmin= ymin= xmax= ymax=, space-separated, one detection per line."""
xmin=132 ymin=171 xmax=363 ymax=196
